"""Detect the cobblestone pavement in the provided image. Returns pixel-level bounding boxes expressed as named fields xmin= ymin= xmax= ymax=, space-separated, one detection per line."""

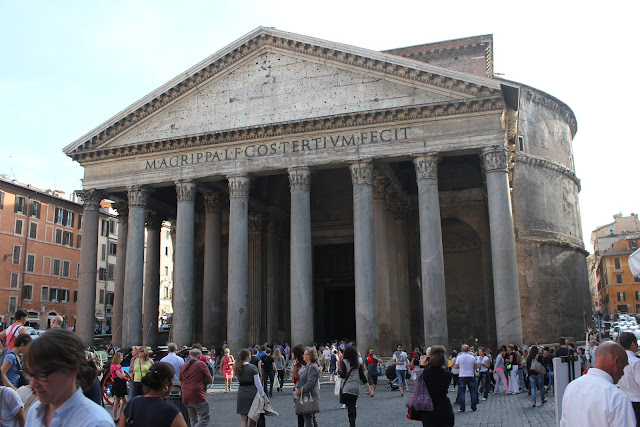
xmin=202 ymin=374 xmax=556 ymax=426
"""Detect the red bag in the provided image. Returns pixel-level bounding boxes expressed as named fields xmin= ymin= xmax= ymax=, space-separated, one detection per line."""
xmin=407 ymin=407 xmax=423 ymax=421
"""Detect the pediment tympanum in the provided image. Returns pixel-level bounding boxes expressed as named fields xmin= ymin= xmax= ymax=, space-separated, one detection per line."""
xmin=65 ymin=27 xmax=504 ymax=163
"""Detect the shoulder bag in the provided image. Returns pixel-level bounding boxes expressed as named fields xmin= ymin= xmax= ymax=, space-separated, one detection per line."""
xmin=530 ymin=357 xmax=546 ymax=375
xmin=405 ymin=369 xmax=434 ymax=412
xmin=339 ymin=365 xmax=355 ymax=404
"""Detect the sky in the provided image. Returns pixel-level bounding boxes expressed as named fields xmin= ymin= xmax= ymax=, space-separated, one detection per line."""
xmin=1 ymin=0 xmax=638 ymax=252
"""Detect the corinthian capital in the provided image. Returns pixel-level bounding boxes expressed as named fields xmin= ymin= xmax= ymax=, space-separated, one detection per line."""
xmin=126 ymin=185 xmax=150 ymax=207
xmin=288 ymin=167 xmax=312 ymax=192
xmin=175 ymin=180 xmax=197 ymax=202
xmin=228 ymin=174 xmax=250 ymax=198
xmin=482 ymin=146 xmax=509 ymax=173
xmin=145 ymin=210 xmax=162 ymax=228
xmin=413 ymin=154 xmax=439 ymax=180
xmin=203 ymin=193 xmax=223 ymax=213
xmin=76 ymin=189 xmax=103 ymax=211
xmin=249 ymin=214 xmax=264 ymax=232
xmin=349 ymin=160 xmax=373 ymax=185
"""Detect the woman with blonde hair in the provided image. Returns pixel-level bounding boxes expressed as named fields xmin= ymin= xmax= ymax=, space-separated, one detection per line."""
xmin=235 ymin=348 xmax=266 ymax=427
xmin=221 ymin=347 xmax=235 ymax=392
xmin=273 ymin=347 xmax=285 ymax=392
xmin=110 ymin=352 xmax=128 ymax=422
xmin=130 ymin=346 xmax=153 ymax=398
xmin=295 ymin=347 xmax=320 ymax=427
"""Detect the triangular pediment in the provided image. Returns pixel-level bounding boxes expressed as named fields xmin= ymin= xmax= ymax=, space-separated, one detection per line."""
xmin=65 ymin=27 xmax=504 ymax=159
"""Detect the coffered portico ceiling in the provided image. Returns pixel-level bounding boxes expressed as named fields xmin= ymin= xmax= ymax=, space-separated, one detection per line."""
xmin=64 ymin=27 xmax=513 ymax=168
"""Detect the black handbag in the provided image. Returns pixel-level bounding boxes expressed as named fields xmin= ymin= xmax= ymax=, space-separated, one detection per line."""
xmin=295 ymin=390 xmax=319 ymax=415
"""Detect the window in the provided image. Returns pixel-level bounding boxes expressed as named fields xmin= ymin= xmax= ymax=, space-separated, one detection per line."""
xmin=99 ymin=289 xmax=105 ymax=304
xmin=62 ymin=231 xmax=73 ymax=247
xmin=73 ymin=290 xmax=78 ymax=303
xmin=29 ymin=201 xmax=41 ymax=219
xmin=12 ymin=245 xmax=21 ymax=265
xmin=49 ymin=287 xmax=58 ymax=302
xmin=609 ymin=225 xmax=615 ymax=235
xmin=109 ymin=219 xmax=116 ymax=235
xmin=108 ymin=242 xmax=117 ymax=256
xmin=22 ymin=284 xmax=33 ymax=300
xmin=107 ymin=263 xmax=115 ymax=280
xmin=58 ymin=288 xmax=68 ymax=303
xmin=41 ymin=286 xmax=49 ymax=301
xmin=101 ymin=244 xmax=106 ymax=261
xmin=164 ymin=266 xmax=169 ymax=276
xmin=78 ymin=214 xmax=83 ymax=230
xmin=98 ymin=267 xmax=107 ymax=281
xmin=14 ymin=219 xmax=23 ymax=235
xmin=165 ymin=247 xmax=169 ymax=256
xmin=101 ymin=219 xmax=109 ymax=237
xmin=55 ymin=229 xmax=62 ymax=244
xmin=76 ymin=234 xmax=82 ymax=249
xmin=10 ymin=272 xmax=19 ymax=288
xmin=0 ymin=190 xmax=4 ymax=209
xmin=616 ymin=274 xmax=623 ymax=284
xmin=8 ymin=297 xmax=16 ymax=314
xmin=163 ymin=287 xmax=169 ymax=299
xmin=618 ymin=291 xmax=626 ymax=301
xmin=29 ymin=222 xmax=38 ymax=239
xmin=54 ymin=207 xmax=64 ymax=225
xmin=65 ymin=212 xmax=74 ymax=228
xmin=26 ymin=254 xmax=35 ymax=272
xmin=52 ymin=259 xmax=61 ymax=276
xmin=615 ymin=258 xmax=621 ymax=269
xmin=62 ymin=260 xmax=70 ymax=277
xmin=14 ymin=196 xmax=26 ymax=214
xmin=106 ymin=292 xmax=114 ymax=305
xmin=518 ymin=135 xmax=525 ymax=152
xmin=635 ymin=291 xmax=640 ymax=300
xmin=631 ymin=240 xmax=638 ymax=250
xmin=76 ymin=262 xmax=80 ymax=279
xmin=636 ymin=275 xmax=640 ymax=283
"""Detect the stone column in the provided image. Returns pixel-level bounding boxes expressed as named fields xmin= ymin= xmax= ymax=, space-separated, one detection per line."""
xmin=122 ymin=185 xmax=149 ymax=348
xmin=288 ymin=167 xmax=313 ymax=347
xmin=265 ymin=219 xmax=278 ymax=343
xmin=482 ymin=146 xmax=523 ymax=347
xmin=393 ymin=203 xmax=411 ymax=346
xmin=143 ymin=211 xmax=161 ymax=347
xmin=385 ymin=191 xmax=401 ymax=347
xmin=414 ymin=154 xmax=448 ymax=349
xmin=76 ymin=189 xmax=102 ymax=346
xmin=202 ymin=193 xmax=223 ymax=347
xmin=373 ymin=175 xmax=392 ymax=355
xmin=349 ymin=161 xmax=378 ymax=354
xmin=173 ymin=180 xmax=197 ymax=348
xmin=248 ymin=214 xmax=264 ymax=345
xmin=111 ymin=203 xmax=128 ymax=348
xmin=227 ymin=174 xmax=250 ymax=353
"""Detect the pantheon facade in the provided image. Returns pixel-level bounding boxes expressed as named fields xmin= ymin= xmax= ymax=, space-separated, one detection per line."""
xmin=65 ymin=28 xmax=590 ymax=354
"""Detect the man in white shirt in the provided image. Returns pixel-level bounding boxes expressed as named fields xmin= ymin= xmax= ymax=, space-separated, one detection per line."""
xmin=454 ymin=344 xmax=477 ymax=412
xmin=161 ymin=342 xmax=185 ymax=385
xmin=392 ymin=344 xmax=409 ymax=397
xmin=618 ymin=332 xmax=640 ymax=423
xmin=561 ymin=341 xmax=635 ymax=427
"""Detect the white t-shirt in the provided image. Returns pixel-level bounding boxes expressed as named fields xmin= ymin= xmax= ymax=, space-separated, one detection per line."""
xmin=456 ymin=352 xmax=476 ymax=377
xmin=393 ymin=351 xmax=408 ymax=370
xmin=0 ymin=386 xmax=23 ymax=427
xmin=476 ymin=355 xmax=489 ymax=373
xmin=322 ymin=349 xmax=331 ymax=359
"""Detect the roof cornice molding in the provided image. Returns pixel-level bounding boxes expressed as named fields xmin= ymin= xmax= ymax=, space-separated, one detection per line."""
xmin=515 ymin=153 xmax=581 ymax=191
xmin=65 ymin=27 xmax=503 ymax=157
xmin=71 ymin=96 xmax=504 ymax=164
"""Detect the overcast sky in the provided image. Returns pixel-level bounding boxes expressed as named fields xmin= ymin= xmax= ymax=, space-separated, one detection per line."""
xmin=1 ymin=1 xmax=637 ymax=252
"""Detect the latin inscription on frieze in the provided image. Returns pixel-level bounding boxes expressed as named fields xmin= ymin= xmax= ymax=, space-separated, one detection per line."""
xmin=144 ymin=127 xmax=410 ymax=171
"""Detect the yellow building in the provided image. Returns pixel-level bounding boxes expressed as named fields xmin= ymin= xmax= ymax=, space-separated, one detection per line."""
xmin=591 ymin=216 xmax=640 ymax=316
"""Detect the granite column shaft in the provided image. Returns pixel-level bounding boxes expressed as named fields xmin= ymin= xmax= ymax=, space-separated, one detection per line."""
xmin=414 ymin=154 xmax=448 ymax=349
xmin=482 ymin=146 xmax=523 ymax=347
xmin=142 ymin=213 xmax=161 ymax=347
xmin=112 ymin=204 xmax=128 ymax=348
xmin=76 ymin=189 xmax=102 ymax=346
xmin=288 ymin=167 xmax=313 ymax=347
xmin=202 ymin=193 xmax=223 ymax=347
xmin=173 ymin=180 xmax=197 ymax=348
xmin=227 ymin=175 xmax=250 ymax=352
xmin=350 ymin=161 xmax=378 ymax=355
xmin=122 ymin=186 xmax=149 ymax=347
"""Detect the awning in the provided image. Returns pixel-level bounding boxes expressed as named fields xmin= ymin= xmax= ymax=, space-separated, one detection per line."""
xmin=630 ymin=249 xmax=640 ymax=278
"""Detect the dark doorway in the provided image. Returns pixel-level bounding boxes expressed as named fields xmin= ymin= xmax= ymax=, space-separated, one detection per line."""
xmin=313 ymin=243 xmax=356 ymax=343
